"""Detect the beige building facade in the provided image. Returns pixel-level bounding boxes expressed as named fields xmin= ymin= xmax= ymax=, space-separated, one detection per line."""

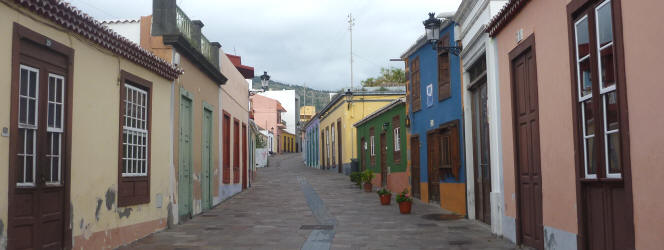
xmin=0 ymin=1 xmax=180 ymax=249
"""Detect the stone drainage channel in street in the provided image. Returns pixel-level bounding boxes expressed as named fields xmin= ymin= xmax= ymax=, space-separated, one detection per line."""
xmin=298 ymin=175 xmax=337 ymax=250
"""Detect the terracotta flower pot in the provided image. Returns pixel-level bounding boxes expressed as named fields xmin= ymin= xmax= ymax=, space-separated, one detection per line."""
xmin=379 ymin=194 xmax=391 ymax=205
xmin=398 ymin=201 xmax=412 ymax=214
xmin=363 ymin=183 xmax=373 ymax=192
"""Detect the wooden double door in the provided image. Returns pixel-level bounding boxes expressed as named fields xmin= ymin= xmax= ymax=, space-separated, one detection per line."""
xmin=426 ymin=121 xmax=460 ymax=203
xmin=472 ymin=82 xmax=492 ymax=224
xmin=8 ymin=26 xmax=73 ymax=249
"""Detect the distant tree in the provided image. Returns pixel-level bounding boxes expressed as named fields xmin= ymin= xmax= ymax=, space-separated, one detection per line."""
xmin=361 ymin=67 xmax=406 ymax=87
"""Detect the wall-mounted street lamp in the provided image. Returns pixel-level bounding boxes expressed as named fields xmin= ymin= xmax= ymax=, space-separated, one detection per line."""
xmin=423 ymin=12 xmax=462 ymax=56
xmin=260 ymin=71 xmax=270 ymax=91
xmin=345 ymin=88 xmax=353 ymax=109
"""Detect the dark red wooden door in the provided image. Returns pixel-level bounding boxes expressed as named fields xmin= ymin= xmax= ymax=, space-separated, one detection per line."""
xmin=410 ymin=136 xmax=420 ymax=198
xmin=473 ymin=83 xmax=492 ymax=224
xmin=233 ymin=120 xmax=240 ymax=183
xmin=321 ymin=131 xmax=326 ymax=169
xmin=427 ymin=132 xmax=440 ymax=202
xmin=9 ymin=36 xmax=70 ymax=249
xmin=242 ymin=124 xmax=247 ymax=189
xmin=511 ymin=44 xmax=543 ymax=249
xmin=380 ymin=133 xmax=387 ymax=187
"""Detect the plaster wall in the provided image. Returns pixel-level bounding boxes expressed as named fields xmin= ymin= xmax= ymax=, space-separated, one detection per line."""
xmin=496 ymin=0 xmax=579 ymax=236
xmin=619 ymin=1 xmax=664 ymax=248
xmin=319 ymin=94 xmax=404 ymax=173
xmin=0 ymin=4 xmax=173 ymax=249
xmin=218 ymin=50 xmax=249 ymax=202
xmin=457 ymin=0 xmax=507 ymax=235
xmin=406 ymin=23 xmax=466 ymax=215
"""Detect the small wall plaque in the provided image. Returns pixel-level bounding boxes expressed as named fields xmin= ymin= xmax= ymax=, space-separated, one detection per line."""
xmin=2 ymin=127 xmax=8 ymax=137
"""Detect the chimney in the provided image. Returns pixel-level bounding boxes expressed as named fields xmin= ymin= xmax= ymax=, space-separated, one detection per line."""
xmin=151 ymin=0 xmax=177 ymax=36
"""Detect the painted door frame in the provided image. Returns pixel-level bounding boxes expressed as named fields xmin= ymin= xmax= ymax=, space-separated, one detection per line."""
xmin=201 ymin=102 xmax=213 ymax=211
xmin=337 ymin=119 xmax=342 ymax=173
xmin=508 ymin=34 xmax=544 ymax=249
xmin=178 ymin=87 xmax=194 ymax=220
xmin=8 ymin=23 xmax=74 ymax=250
xmin=410 ymin=135 xmax=421 ymax=199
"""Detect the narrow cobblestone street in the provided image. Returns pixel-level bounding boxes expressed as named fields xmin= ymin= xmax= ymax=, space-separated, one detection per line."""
xmin=121 ymin=153 xmax=515 ymax=250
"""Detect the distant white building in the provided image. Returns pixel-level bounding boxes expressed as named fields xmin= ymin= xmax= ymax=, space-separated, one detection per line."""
xmin=258 ymin=90 xmax=301 ymax=151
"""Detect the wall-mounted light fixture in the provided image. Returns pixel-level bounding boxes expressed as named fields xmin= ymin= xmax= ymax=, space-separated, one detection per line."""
xmin=382 ymin=122 xmax=390 ymax=131
xmin=345 ymin=89 xmax=353 ymax=110
xmin=423 ymin=12 xmax=462 ymax=56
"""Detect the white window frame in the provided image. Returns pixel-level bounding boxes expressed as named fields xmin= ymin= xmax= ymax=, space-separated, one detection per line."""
xmin=370 ymin=135 xmax=375 ymax=156
xmin=17 ymin=65 xmax=39 ymax=187
xmin=46 ymin=73 xmax=65 ymax=185
xmin=594 ymin=0 xmax=621 ymax=179
xmin=574 ymin=15 xmax=598 ymax=179
xmin=122 ymin=84 xmax=149 ymax=177
xmin=393 ymin=127 xmax=401 ymax=152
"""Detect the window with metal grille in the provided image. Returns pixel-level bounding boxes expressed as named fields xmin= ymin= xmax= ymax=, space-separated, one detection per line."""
xmin=122 ymin=84 xmax=149 ymax=177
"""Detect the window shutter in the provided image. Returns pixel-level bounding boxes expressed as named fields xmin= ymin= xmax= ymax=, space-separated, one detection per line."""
xmin=438 ymin=35 xmax=451 ymax=101
xmin=411 ymin=58 xmax=421 ymax=111
xmin=392 ymin=116 xmax=401 ymax=163
xmin=117 ymin=72 xmax=152 ymax=207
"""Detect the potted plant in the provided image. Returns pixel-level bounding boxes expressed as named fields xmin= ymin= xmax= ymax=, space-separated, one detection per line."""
xmin=396 ymin=188 xmax=413 ymax=214
xmin=350 ymin=172 xmax=362 ymax=187
xmin=377 ymin=188 xmax=392 ymax=205
xmin=361 ymin=170 xmax=374 ymax=192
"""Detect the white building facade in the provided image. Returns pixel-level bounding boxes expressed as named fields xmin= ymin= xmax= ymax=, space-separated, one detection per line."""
xmin=455 ymin=0 xmax=508 ymax=238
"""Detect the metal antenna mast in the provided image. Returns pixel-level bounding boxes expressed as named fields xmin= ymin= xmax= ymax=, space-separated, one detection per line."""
xmin=348 ymin=13 xmax=355 ymax=91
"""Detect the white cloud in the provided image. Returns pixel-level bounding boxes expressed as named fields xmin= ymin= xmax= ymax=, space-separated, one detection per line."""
xmin=67 ymin=0 xmax=461 ymax=90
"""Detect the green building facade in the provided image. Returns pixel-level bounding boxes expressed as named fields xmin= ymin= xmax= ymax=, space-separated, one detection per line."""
xmin=354 ymin=98 xmax=408 ymax=191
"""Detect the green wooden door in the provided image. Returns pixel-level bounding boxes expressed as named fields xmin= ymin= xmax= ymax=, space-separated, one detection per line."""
xmin=178 ymin=93 xmax=193 ymax=219
xmin=201 ymin=106 xmax=213 ymax=210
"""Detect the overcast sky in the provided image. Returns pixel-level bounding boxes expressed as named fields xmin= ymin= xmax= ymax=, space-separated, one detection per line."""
xmin=67 ymin=0 xmax=461 ymax=91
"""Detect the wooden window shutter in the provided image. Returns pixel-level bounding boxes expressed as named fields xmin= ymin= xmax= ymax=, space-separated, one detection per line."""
xmin=117 ymin=72 xmax=153 ymax=207
xmin=438 ymin=35 xmax=451 ymax=101
xmin=392 ymin=116 xmax=401 ymax=163
xmin=411 ymin=58 xmax=421 ymax=111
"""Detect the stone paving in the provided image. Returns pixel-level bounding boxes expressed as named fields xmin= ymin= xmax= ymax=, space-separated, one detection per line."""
xmin=120 ymin=153 xmax=516 ymax=250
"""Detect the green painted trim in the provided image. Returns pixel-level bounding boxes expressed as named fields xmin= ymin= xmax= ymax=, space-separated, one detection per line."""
xmin=200 ymin=108 xmax=214 ymax=210
xmin=202 ymin=101 xmax=214 ymax=112
xmin=180 ymin=86 xmax=194 ymax=99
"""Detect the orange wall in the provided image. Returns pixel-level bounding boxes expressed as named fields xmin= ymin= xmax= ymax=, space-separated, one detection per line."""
xmin=495 ymin=0 xmax=578 ymax=234
xmin=621 ymin=1 xmax=664 ymax=248
xmin=495 ymin=1 xmax=664 ymax=247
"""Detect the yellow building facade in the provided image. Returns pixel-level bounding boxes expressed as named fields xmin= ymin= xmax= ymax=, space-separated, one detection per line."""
xmin=280 ymin=131 xmax=296 ymax=153
xmin=318 ymin=91 xmax=405 ymax=173
xmin=300 ymin=105 xmax=316 ymax=123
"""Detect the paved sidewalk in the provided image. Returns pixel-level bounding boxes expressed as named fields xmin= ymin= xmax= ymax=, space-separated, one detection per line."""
xmin=120 ymin=153 xmax=516 ymax=250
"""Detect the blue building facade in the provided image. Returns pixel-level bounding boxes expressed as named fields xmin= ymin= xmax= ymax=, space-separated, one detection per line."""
xmin=304 ymin=118 xmax=320 ymax=168
xmin=402 ymin=21 xmax=466 ymax=216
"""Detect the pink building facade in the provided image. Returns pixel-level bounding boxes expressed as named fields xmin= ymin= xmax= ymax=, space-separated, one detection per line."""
xmin=488 ymin=0 xmax=664 ymax=249
xmin=250 ymin=94 xmax=287 ymax=154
